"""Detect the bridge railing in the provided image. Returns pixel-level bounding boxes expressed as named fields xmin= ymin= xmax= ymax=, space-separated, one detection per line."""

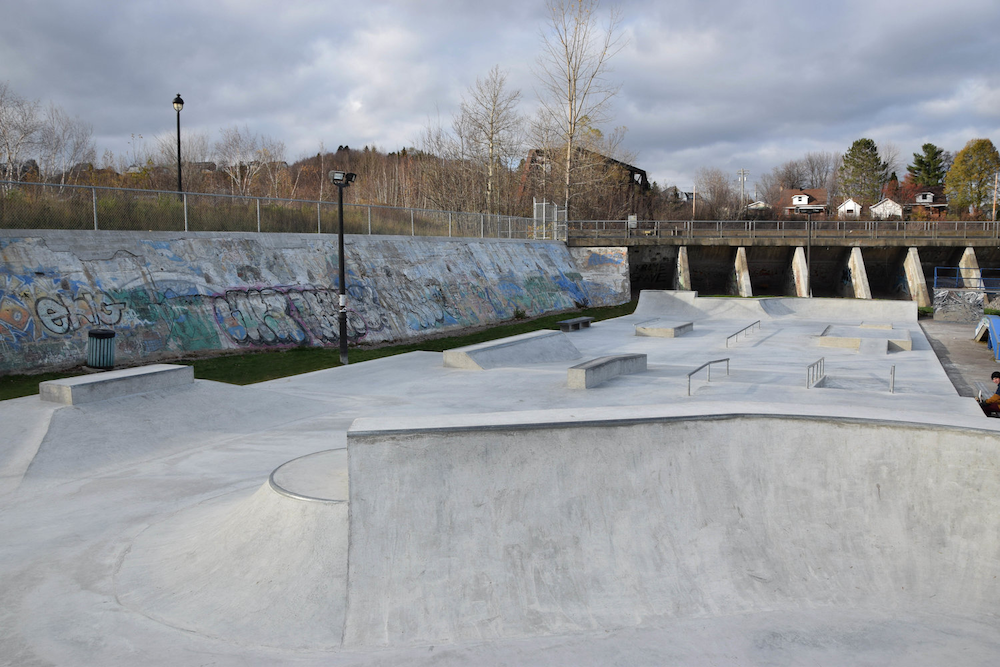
xmin=0 ymin=180 xmax=548 ymax=240
xmin=569 ymin=218 xmax=1000 ymax=242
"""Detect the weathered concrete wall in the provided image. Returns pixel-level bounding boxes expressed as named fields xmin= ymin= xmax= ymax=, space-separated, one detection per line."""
xmin=0 ymin=231 xmax=629 ymax=374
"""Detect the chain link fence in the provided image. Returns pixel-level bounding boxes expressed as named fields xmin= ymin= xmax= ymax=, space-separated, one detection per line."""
xmin=0 ymin=180 xmax=553 ymax=240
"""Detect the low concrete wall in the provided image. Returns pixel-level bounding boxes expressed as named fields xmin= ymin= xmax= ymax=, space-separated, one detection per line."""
xmin=0 ymin=231 xmax=629 ymax=374
xmin=345 ymin=412 xmax=1000 ymax=647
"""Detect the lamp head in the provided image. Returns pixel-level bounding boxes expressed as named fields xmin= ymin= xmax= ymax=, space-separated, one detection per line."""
xmin=173 ymin=94 xmax=184 ymax=112
xmin=329 ymin=171 xmax=357 ymax=186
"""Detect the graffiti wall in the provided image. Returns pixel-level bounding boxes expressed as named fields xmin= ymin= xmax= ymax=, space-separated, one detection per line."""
xmin=0 ymin=231 xmax=629 ymax=374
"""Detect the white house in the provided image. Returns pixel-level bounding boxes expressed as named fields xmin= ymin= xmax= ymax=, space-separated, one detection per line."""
xmin=837 ymin=198 xmax=863 ymax=219
xmin=870 ymin=198 xmax=904 ymax=220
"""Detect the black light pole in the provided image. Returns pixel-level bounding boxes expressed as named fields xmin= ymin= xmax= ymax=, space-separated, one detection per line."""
xmin=807 ymin=212 xmax=812 ymax=297
xmin=328 ymin=170 xmax=357 ymax=365
xmin=172 ymin=94 xmax=184 ymax=193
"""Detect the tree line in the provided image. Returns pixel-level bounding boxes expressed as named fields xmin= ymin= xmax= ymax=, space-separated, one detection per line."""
xmin=0 ymin=0 xmax=655 ymax=221
xmin=694 ymin=138 xmax=1000 ymax=221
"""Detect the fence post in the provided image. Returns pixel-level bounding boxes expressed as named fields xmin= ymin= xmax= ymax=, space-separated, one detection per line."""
xmin=449 ymin=211 xmax=452 ymax=237
xmin=256 ymin=198 xmax=261 ymax=233
xmin=92 ymin=187 xmax=98 ymax=230
xmin=411 ymin=209 xmax=414 ymax=236
xmin=183 ymin=193 xmax=188 ymax=232
xmin=368 ymin=205 xmax=372 ymax=235
xmin=317 ymin=202 xmax=321 ymax=234
xmin=481 ymin=213 xmax=485 ymax=238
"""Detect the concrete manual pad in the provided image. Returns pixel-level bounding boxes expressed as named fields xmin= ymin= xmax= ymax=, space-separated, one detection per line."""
xmin=568 ymin=353 xmax=647 ymax=388
xmin=818 ymin=325 xmax=913 ymax=352
xmin=634 ymin=319 xmax=693 ymax=337
xmin=39 ymin=363 xmax=194 ymax=404
xmin=442 ymin=329 xmax=581 ymax=369
xmin=6 ymin=290 xmax=1000 ymax=666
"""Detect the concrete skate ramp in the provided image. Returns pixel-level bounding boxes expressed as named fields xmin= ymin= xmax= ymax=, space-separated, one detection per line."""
xmin=757 ymin=295 xmax=917 ymax=321
xmin=443 ymin=329 xmax=582 ymax=369
xmin=634 ymin=290 xmax=916 ymax=324
xmin=345 ymin=413 xmax=1000 ymax=648
xmin=114 ymin=450 xmax=349 ymax=650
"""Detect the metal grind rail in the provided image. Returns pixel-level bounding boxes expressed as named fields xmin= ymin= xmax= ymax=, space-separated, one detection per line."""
xmin=726 ymin=320 xmax=761 ymax=347
xmin=806 ymin=358 xmax=825 ymax=388
xmin=687 ymin=358 xmax=730 ymax=396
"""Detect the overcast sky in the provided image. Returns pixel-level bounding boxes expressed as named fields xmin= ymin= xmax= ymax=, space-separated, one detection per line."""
xmin=3 ymin=0 xmax=999 ymax=194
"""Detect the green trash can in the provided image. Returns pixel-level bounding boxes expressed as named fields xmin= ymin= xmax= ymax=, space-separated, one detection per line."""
xmin=86 ymin=329 xmax=115 ymax=369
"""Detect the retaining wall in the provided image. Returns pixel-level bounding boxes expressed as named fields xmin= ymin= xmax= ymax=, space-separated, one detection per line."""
xmin=0 ymin=231 xmax=629 ymax=374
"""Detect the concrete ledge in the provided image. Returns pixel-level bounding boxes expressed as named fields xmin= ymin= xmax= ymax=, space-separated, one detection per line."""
xmin=39 ymin=364 xmax=194 ymax=405
xmin=817 ymin=326 xmax=912 ymax=353
xmin=442 ymin=330 xmax=581 ymax=370
xmin=568 ymin=354 xmax=647 ymax=389
xmin=635 ymin=320 xmax=693 ymax=338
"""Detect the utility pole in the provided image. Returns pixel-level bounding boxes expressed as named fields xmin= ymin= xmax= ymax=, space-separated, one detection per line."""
xmin=993 ymin=172 xmax=998 ymax=222
xmin=737 ymin=168 xmax=749 ymax=218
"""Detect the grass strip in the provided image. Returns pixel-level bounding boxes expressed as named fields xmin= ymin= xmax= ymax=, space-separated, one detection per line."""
xmin=0 ymin=300 xmax=638 ymax=401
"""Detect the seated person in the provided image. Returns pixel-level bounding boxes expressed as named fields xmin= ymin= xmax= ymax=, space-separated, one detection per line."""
xmin=982 ymin=372 xmax=1000 ymax=415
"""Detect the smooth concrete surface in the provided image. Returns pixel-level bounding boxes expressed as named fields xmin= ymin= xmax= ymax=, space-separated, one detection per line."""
xmin=39 ymin=364 xmax=194 ymax=404
xmin=847 ymin=246 xmax=873 ymax=299
xmin=442 ymin=329 xmax=582 ymax=369
xmin=732 ymin=246 xmax=753 ymax=297
xmin=634 ymin=319 xmax=693 ymax=337
xmin=674 ymin=245 xmax=691 ymax=290
xmin=960 ymin=246 xmax=981 ymax=287
xmin=904 ymin=246 xmax=932 ymax=307
xmin=567 ymin=353 xmax=647 ymax=388
xmin=791 ymin=246 xmax=809 ymax=297
xmin=3 ymin=289 xmax=1000 ymax=666
xmin=345 ymin=413 xmax=1000 ymax=648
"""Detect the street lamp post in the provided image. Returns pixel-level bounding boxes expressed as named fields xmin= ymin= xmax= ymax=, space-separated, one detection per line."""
xmin=172 ymin=94 xmax=184 ymax=194
xmin=328 ymin=170 xmax=357 ymax=365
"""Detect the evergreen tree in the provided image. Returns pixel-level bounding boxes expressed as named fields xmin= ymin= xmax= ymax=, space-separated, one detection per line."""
xmin=839 ymin=138 xmax=889 ymax=205
xmin=944 ymin=138 xmax=1000 ymax=216
xmin=906 ymin=143 xmax=947 ymax=187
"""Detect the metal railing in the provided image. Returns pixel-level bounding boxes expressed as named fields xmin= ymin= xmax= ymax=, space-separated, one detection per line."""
xmin=687 ymin=358 xmax=730 ymax=396
xmin=932 ymin=266 xmax=1000 ymax=290
xmin=0 ymin=180 xmax=548 ymax=239
xmin=568 ymin=218 xmax=1000 ymax=242
xmin=726 ymin=320 xmax=761 ymax=347
xmin=806 ymin=358 xmax=825 ymax=389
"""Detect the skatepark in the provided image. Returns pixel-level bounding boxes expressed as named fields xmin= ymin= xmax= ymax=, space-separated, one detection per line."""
xmin=3 ymin=289 xmax=1000 ymax=665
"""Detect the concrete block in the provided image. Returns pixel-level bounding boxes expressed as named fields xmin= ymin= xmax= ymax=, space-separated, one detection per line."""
xmin=443 ymin=330 xmax=581 ymax=370
xmin=903 ymin=247 xmax=931 ymax=307
xmin=791 ymin=246 xmax=810 ymax=297
xmin=567 ymin=354 xmax=647 ymax=389
xmin=674 ymin=246 xmax=691 ymax=290
xmin=635 ymin=320 xmax=693 ymax=338
xmin=39 ymin=364 xmax=194 ymax=405
xmin=848 ymin=247 xmax=872 ymax=299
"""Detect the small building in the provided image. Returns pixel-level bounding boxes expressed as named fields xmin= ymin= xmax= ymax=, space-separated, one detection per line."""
xmin=908 ymin=186 xmax=948 ymax=218
xmin=779 ymin=189 xmax=829 ymax=218
xmin=870 ymin=198 xmax=904 ymax=220
xmin=837 ymin=198 xmax=863 ymax=219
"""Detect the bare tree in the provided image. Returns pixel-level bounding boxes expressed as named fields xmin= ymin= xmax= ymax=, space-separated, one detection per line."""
xmin=37 ymin=103 xmax=95 ymax=185
xmin=459 ymin=65 xmax=523 ymax=215
xmin=696 ymin=167 xmax=740 ymax=220
xmin=214 ymin=125 xmax=270 ymax=196
xmin=803 ymin=151 xmax=839 ymax=189
xmin=156 ymin=131 xmax=213 ymax=192
xmin=879 ymin=141 xmax=901 ymax=179
xmin=0 ymin=82 xmax=41 ymax=182
xmin=535 ymin=0 xmax=626 ymax=217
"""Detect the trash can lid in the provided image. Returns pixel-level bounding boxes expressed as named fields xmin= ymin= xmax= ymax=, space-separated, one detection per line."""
xmin=88 ymin=329 xmax=116 ymax=339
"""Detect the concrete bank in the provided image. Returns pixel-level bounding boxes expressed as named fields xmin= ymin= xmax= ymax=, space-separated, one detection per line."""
xmin=0 ymin=231 xmax=629 ymax=374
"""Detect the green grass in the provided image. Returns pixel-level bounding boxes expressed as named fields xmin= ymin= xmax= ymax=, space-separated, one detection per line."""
xmin=0 ymin=300 xmax=638 ymax=401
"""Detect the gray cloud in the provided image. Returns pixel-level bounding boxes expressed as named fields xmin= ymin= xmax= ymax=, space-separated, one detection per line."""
xmin=2 ymin=0 xmax=998 ymax=192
